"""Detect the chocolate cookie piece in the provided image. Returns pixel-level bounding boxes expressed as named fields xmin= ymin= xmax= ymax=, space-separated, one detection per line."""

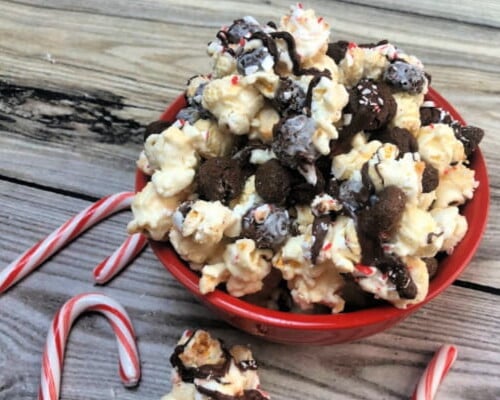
xmin=326 ymin=40 xmax=349 ymax=64
xmin=454 ymin=125 xmax=484 ymax=157
xmin=224 ymin=18 xmax=262 ymax=44
xmin=358 ymin=186 xmax=407 ymax=240
xmin=373 ymin=127 xmax=418 ymax=155
xmin=237 ymin=47 xmax=273 ymax=75
xmin=273 ymin=78 xmax=307 ymax=116
xmin=287 ymin=167 xmax=325 ymax=206
xmin=255 ymin=159 xmax=292 ymax=205
xmin=384 ymin=60 xmax=426 ymax=94
xmin=419 ymin=106 xmax=453 ymax=126
xmin=377 ymin=255 xmax=417 ymax=299
xmin=144 ymin=120 xmax=171 ymax=142
xmin=241 ymin=204 xmax=290 ymax=250
xmin=176 ymin=107 xmax=201 ymax=125
xmin=272 ymin=115 xmax=319 ymax=169
xmin=422 ymin=162 xmax=439 ymax=193
xmin=343 ymin=79 xmax=397 ymax=135
xmin=197 ymin=157 xmax=245 ymax=204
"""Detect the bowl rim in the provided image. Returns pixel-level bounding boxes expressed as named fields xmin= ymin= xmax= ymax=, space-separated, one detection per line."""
xmin=136 ymin=87 xmax=490 ymax=331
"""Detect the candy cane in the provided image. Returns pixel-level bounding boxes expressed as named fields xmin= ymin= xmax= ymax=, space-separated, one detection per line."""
xmin=39 ymin=293 xmax=141 ymax=400
xmin=93 ymin=233 xmax=148 ymax=284
xmin=0 ymin=192 xmax=136 ymax=294
xmin=412 ymin=345 xmax=458 ymax=400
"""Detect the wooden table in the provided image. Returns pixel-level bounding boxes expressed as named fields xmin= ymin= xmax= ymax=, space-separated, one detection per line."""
xmin=1 ymin=1 xmax=499 ymax=399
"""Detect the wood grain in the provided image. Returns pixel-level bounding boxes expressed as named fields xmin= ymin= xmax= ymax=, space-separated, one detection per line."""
xmin=0 ymin=0 xmax=499 ymax=399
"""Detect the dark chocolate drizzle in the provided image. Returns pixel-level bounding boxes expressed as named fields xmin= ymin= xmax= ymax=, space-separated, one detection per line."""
xmin=426 ymin=231 xmax=444 ymax=244
xmin=311 ymin=215 xmax=331 ymax=263
xmin=169 ymin=330 xmax=232 ymax=383
xmin=269 ymin=31 xmax=325 ymax=76
xmin=248 ymin=31 xmax=280 ymax=74
xmin=304 ymin=70 xmax=333 ymax=116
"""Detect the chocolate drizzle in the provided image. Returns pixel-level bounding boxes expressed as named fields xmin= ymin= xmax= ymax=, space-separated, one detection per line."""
xmin=269 ymin=31 xmax=325 ymax=76
xmin=304 ymin=70 xmax=333 ymax=116
xmin=248 ymin=31 xmax=280 ymax=74
xmin=426 ymin=231 xmax=444 ymax=244
xmin=170 ymin=330 xmax=232 ymax=383
xmin=311 ymin=215 xmax=331 ymax=263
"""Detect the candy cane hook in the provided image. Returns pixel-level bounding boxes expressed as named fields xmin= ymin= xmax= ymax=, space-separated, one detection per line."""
xmin=1 ymin=192 xmax=136 ymax=294
xmin=38 ymin=293 xmax=141 ymax=400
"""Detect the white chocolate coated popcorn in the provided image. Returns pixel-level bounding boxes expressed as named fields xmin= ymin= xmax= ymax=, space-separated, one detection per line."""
xmin=280 ymin=4 xmax=330 ymax=62
xmin=172 ymin=200 xmax=239 ymax=246
xmin=145 ymin=126 xmax=198 ymax=197
xmin=366 ymin=144 xmax=425 ymax=203
xmin=391 ymin=92 xmax=424 ymax=134
xmin=388 ymin=203 xmax=443 ymax=258
xmin=431 ymin=206 xmax=468 ymax=254
xmin=289 ymin=262 xmax=345 ymax=313
xmin=433 ymin=162 xmax=478 ymax=208
xmin=356 ymin=256 xmax=429 ymax=309
xmin=332 ymin=134 xmax=382 ymax=180
xmin=182 ymin=119 xmax=235 ymax=159
xmin=417 ymin=123 xmax=465 ymax=173
xmin=127 ymin=182 xmax=188 ymax=241
xmin=162 ymin=330 xmax=269 ymax=400
xmin=201 ymin=239 xmax=273 ymax=297
xmin=202 ymin=75 xmax=264 ymax=135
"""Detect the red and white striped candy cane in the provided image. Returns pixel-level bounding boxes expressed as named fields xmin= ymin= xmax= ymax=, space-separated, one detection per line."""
xmin=412 ymin=344 xmax=458 ymax=400
xmin=39 ymin=292 xmax=141 ymax=400
xmin=0 ymin=192 xmax=135 ymax=294
xmin=93 ymin=233 xmax=148 ymax=284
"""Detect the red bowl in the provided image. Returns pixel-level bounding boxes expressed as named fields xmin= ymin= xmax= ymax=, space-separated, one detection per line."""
xmin=136 ymin=88 xmax=489 ymax=345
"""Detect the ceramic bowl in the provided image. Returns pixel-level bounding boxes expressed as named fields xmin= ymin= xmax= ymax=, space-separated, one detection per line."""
xmin=135 ymin=88 xmax=489 ymax=345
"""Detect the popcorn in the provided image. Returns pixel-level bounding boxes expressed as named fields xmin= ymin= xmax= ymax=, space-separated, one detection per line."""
xmin=131 ymin=5 xmax=483 ymax=314
xmin=431 ymin=207 xmax=468 ymax=254
xmin=145 ymin=126 xmax=198 ymax=197
xmin=417 ymin=123 xmax=466 ymax=173
xmin=162 ymin=330 xmax=270 ymax=400
xmin=433 ymin=162 xmax=478 ymax=208
xmin=127 ymin=182 xmax=188 ymax=241
xmin=202 ymin=75 xmax=265 ymax=135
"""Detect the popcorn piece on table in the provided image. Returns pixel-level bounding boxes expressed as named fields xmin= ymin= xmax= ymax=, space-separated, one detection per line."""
xmin=38 ymin=293 xmax=140 ymax=400
xmin=412 ymin=345 xmax=458 ymax=400
xmin=1 ymin=192 xmax=135 ymax=294
xmin=162 ymin=329 xmax=270 ymax=400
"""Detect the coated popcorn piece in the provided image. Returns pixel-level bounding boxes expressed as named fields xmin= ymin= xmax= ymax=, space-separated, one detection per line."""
xmin=417 ymin=123 xmax=466 ymax=173
xmin=169 ymin=229 xmax=227 ymax=265
xmin=202 ymin=75 xmax=265 ymax=135
xmin=279 ymin=4 xmax=331 ymax=65
xmin=332 ymin=134 xmax=382 ymax=180
xmin=182 ymin=118 xmax=235 ymax=159
xmin=145 ymin=126 xmax=199 ymax=197
xmin=172 ymin=200 xmax=239 ymax=246
xmin=317 ymin=215 xmax=361 ymax=274
xmin=162 ymin=330 xmax=270 ymax=400
xmin=390 ymin=91 xmax=425 ymax=135
xmin=387 ymin=203 xmax=444 ymax=258
xmin=200 ymin=239 xmax=273 ymax=297
xmin=356 ymin=256 xmax=429 ymax=309
xmin=430 ymin=207 xmax=468 ymax=254
xmin=433 ymin=163 xmax=478 ymax=208
xmin=309 ymin=75 xmax=349 ymax=153
xmin=127 ymin=182 xmax=188 ymax=241
xmin=289 ymin=262 xmax=346 ymax=313
xmin=365 ymin=143 xmax=425 ymax=203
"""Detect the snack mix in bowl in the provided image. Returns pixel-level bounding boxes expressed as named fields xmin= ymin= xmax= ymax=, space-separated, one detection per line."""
xmin=128 ymin=4 xmax=484 ymax=316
